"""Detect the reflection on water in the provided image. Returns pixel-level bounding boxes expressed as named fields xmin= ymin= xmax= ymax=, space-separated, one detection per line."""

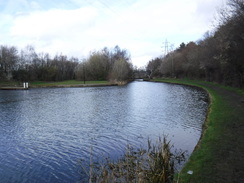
xmin=0 ymin=81 xmax=208 ymax=182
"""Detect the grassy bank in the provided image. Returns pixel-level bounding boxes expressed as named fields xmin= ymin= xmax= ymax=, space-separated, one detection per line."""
xmin=0 ymin=80 xmax=110 ymax=88
xmin=0 ymin=80 xmax=20 ymax=86
xmin=152 ymin=78 xmax=244 ymax=183
xmin=30 ymin=80 xmax=110 ymax=87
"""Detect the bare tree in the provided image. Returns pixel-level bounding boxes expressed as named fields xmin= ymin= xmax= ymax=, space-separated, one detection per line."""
xmin=110 ymin=58 xmax=131 ymax=83
xmin=0 ymin=45 xmax=18 ymax=80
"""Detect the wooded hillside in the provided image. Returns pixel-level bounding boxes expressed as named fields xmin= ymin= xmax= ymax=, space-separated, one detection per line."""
xmin=146 ymin=0 xmax=244 ymax=87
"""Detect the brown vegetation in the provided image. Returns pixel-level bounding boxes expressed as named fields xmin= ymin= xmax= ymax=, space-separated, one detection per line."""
xmin=80 ymin=138 xmax=185 ymax=183
xmin=146 ymin=0 xmax=244 ymax=88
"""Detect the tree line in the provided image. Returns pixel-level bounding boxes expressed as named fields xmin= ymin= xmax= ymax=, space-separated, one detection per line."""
xmin=0 ymin=45 xmax=133 ymax=83
xmin=75 ymin=46 xmax=133 ymax=83
xmin=146 ymin=0 xmax=244 ymax=87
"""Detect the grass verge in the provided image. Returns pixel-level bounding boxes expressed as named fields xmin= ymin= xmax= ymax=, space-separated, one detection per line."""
xmin=0 ymin=80 xmax=20 ymax=86
xmin=0 ymin=80 xmax=110 ymax=87
xmin=30 ymin=80 xmax=110 ymax=86
xmin=151 ymin=78 xmax=244 ymax=183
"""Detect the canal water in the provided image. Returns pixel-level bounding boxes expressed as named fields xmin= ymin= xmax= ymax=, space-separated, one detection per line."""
xmin=0 ymin=81 xmax=208 ymax=182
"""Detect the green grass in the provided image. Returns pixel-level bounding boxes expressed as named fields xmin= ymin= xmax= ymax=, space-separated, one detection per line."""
xmin=152 ymin=78 xmax=244 ymax=94
xmin=151 ymin=78 xmax=244 ymax=183
xmin=0 ymin=80 xmax=20 ymax=86
xmin=0 ymin=80 xmax=110 ymax=88
xmin=30 ymin=80 xmax=109 ymax=86
xmin=0 ymin=80 xmax=111 ymax=88
xmin=179 ymin=89 xmax=224 ymax=182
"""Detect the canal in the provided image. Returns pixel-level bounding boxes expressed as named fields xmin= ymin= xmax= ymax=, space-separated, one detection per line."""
xmin=0 ymin=81 xmax=208 ymax=182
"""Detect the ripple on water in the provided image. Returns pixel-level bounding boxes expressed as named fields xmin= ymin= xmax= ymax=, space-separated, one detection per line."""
xmin=0 ymin=82 xmax=208 ymax=182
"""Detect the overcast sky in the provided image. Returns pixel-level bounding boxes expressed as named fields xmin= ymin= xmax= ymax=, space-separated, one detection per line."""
xmin=0 ymin=0 xmax=226 ymax=67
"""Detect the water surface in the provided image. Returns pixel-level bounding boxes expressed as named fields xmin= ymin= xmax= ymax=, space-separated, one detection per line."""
xmin=0 ymin=81 xmax=208 ymax=182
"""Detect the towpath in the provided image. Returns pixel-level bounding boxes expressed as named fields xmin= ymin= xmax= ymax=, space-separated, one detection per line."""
xmin=180 ymin=81 xmax=244 ymax=183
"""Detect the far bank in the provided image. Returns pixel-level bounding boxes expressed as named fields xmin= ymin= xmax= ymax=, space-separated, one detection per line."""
xmin=0 ymin=80 xmax=126 ymax=89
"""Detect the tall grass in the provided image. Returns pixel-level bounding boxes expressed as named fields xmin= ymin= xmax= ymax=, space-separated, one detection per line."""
xmin=80 ymin=137 xmax=185 ymax=183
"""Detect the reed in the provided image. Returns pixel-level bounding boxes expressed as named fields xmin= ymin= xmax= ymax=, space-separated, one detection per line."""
xmin=80 ymin=137 xmax=185 ymax=183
